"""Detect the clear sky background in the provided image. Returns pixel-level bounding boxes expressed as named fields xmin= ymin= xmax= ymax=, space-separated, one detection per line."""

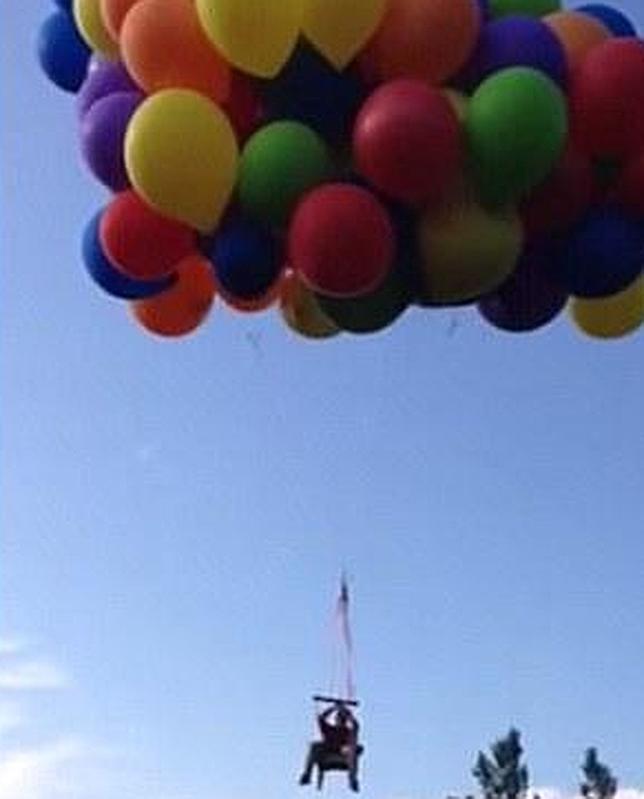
xmin=2 ymin=3 xmax=644 ymax=799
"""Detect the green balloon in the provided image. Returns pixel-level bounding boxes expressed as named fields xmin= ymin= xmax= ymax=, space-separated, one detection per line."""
xmin=489 ymin=0 xmax=561 ymax=18
xmin=317 ymin=266 xmax=411 ymax=335
xmin=466 ymin=67 xmax=567 ymax=207
xmin=238 ymin=121 xmax=334 ymax=227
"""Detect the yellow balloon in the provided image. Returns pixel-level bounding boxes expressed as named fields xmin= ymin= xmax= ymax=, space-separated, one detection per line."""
xmin=418 ymin=202 xmax=523 ymax=305
xmin=300 ymin=0 xmax=387 ymax=69
xmin=73 ymin=0 xmax=119 ymax=59
xmin=442 ymin=89 xmax=468 ymax=123
xmin=570 ymin=276 xmax=644 ymax=339
xmin=196 ymin=0 xmax=300 ymax=78
xmin=280 ymin=273 xmax=340 ymax=339
xmin=125 ymin=89 xmax=238 ymax=233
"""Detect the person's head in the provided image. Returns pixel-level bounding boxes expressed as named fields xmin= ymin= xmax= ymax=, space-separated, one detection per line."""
xmin=335 ymin=705 xmax=350 ymax=723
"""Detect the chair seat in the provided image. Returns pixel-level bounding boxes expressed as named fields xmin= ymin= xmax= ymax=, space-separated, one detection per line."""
xmin=319 ymin=753 xmax=350 ymax=772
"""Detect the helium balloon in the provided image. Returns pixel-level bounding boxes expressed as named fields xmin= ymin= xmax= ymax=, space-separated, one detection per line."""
xmin=543 ymin=10 xmax=610 ymax=71
xmin=569 ymin=39 xmax=644 ymax=160
xmin=121 ymin=0 xmax=230 ymax=102
xmin=489 ymin=0 xmax=560 ymax=17
xmin=289 ymin=184 xmax=395 ymax=298
xmin=54 ymin=0 xmax=73 ymax=10
xmin=457 ymin=16 xmax=567 ymax=89
xmin=614 ymin=151 xmax=644 ymax=219
xmin=208 ymin=217 xmax=283 ymax=302
xmin=125 ymin=89 xmax=238 ymax=232
xmin=316 ymin=263 xmax=411 ymax=334
xmin=550 ymin=207 xmax=644 ymax=298
xmin=100 ymin=190 xmax=196 ymax=281
xmin=82 ymin=211 xmax=173 ymax=299
xmin=417 ymin=202 xmax=523 ymax=305
xmin=259 ymin=43 xmax=366 ymax=143
xmin=100 ymin=0 xmax=139 ymax=37
xmin=478 ymin=244 xmax=567 ymax=331
xmin=279 ymin=271 xmax=340 ymax=339
xmin=570 ymin=275 xmax=644 ymax=338
xmin=195 ymin=0 xmax=300 ymax=78
xmin=442 ymin=89 xmax=469 ymax=122
xmin=353 ymin=79 xmax=462 ymax=206
xmin=38 ymin=11 xmax=91 ymax=93
xmin=81 ymin=91 xmax=141 ymax=190
xmin=77 ymin=60 xmax=139 ymax=117
xmin=131 ymin=254 xmax=216 ymax=336
xmin=577 ymin=4 xmax=636 ymax=37
xmin=520 ymin=145 xmax=595 ymax=237
xmin=73 ymin=0 xmax=119 ymax=58
xmin=301 ymin=0 xmax=387 ymax=69
xmin=238 ymin=121 xmax=334 ymax=227
xmin=223 ymin=72 xmax=265 ymax=143
xmin=362 ymin=0 xmax=480 ymax=85
xmin=466 ymin=67 xmax=567 ymax=206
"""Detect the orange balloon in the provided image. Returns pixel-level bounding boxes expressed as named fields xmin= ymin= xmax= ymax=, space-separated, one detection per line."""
xmin=121 ymin=0 xmax=230 ymax=102
xmin=131 ymin=254 xmax=216 ymax=337
xmin=100 ymin=0 xmax=138 ymax=38
xmin=361 ymin=0 xmax=480 ymax=85
xmin=544 ymin=11 xmax=611 ymax=72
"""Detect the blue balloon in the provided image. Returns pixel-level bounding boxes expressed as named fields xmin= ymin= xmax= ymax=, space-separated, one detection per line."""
xmin=550 ymin=207 xmax=644 ymax=298
xmin=457 ymin=17 xmax=567 ymax=90
xmin=208 ymin=217 xmax=282 ymax=300
xmin=577 ymin=4 xmax=637 ymax=36
xmin=52 ymin=0 xmax=73 ymax=11
xmin=82 ymin=212 xmax=174 ymax=300
xmin=37 ymin=11 xmax=91 ymax=93
xmin=258 ymin=43 xmax=366 ymax=142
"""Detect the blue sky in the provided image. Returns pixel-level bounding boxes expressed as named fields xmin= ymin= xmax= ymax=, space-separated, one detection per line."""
xmin=2 ymin=2 xmax=644 ymax=798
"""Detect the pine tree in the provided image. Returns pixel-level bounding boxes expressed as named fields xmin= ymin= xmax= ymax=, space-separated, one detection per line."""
xmin=472 ymin=729 xmax=530 ymax=799
xmin=580 ymin=748 xmax=618 ymax=799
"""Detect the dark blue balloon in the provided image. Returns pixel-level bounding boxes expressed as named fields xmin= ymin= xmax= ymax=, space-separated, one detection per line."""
xmin=82 ymin=212 xmax=174 ymax=300
xmin=550 ymin=207 xmax=644 ymax=298
xmin=209 ymin=218 xmax=282 ymax=300
xmin=577 ymin=4 xmax=637 ymax=36
xmin=52 ymin=0 xmax=73 ymax=11
xmin=457 ymin=16 xmax=567 ymax=90
xmin=258 ymin=43 xmax=367 ymax=142
xmin=37 ymin=11 xmax=91 ymax=93
xmin=478 ymin=243 xmax=568 ymax=332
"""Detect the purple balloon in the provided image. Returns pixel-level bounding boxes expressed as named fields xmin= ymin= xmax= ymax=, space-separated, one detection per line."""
xmin=478 ymin=245 xmax=568 ymax=332
xmin=80 ymin=92 xmax=142 ymax=191
xmin=77 ymin=61 xmax=140 ymax=118
xmin=457 ymin=16 xmax=567 ymax=90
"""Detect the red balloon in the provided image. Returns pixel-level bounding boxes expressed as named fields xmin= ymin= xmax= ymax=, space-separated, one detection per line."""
xmin=288 ymin=184 xmax=395 ymax=298
xmin=614 ymin=150 xmax=644 ymax=218
xmin=570 ymin=38 xmax=644 ymax=159
xmin=223 ymin=71 xmax=264 ymax=144
xmin=100 ymin=191 xmax=196 ymax=281
xmin=521 ymin=145 xmax=595 ymax=237
xmin=353 ymin=79 xmax=462 ymax=206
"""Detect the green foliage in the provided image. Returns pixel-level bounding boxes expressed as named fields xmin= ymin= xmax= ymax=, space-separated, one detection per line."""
xmin=473 ymin=729 xmax=530 ymax=799
xmin=581 ymin=748 xmax=618 ymax=799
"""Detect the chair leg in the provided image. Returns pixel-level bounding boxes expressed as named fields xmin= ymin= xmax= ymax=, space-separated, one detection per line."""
xmin=316 ymin=765 xmax=324 ymax=791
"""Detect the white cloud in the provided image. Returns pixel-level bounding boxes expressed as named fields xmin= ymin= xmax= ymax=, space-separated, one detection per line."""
xmin=0 ymin=639 xmax=27 ymax=657
xmin=0 ymin=738 xmax=89 ymax=799
xmin=0 ymin=661 xmax=68 ymax=692
xmin=0 ymin=703 xmax=22 ymax=737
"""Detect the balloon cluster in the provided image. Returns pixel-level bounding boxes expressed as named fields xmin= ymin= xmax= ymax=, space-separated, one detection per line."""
xmin=38 ymin=0 xmax=644 ymax=339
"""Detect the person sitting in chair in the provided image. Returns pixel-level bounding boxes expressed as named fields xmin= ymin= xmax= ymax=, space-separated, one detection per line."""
xmin=299 ymin=702 xmax=362 ymax=792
